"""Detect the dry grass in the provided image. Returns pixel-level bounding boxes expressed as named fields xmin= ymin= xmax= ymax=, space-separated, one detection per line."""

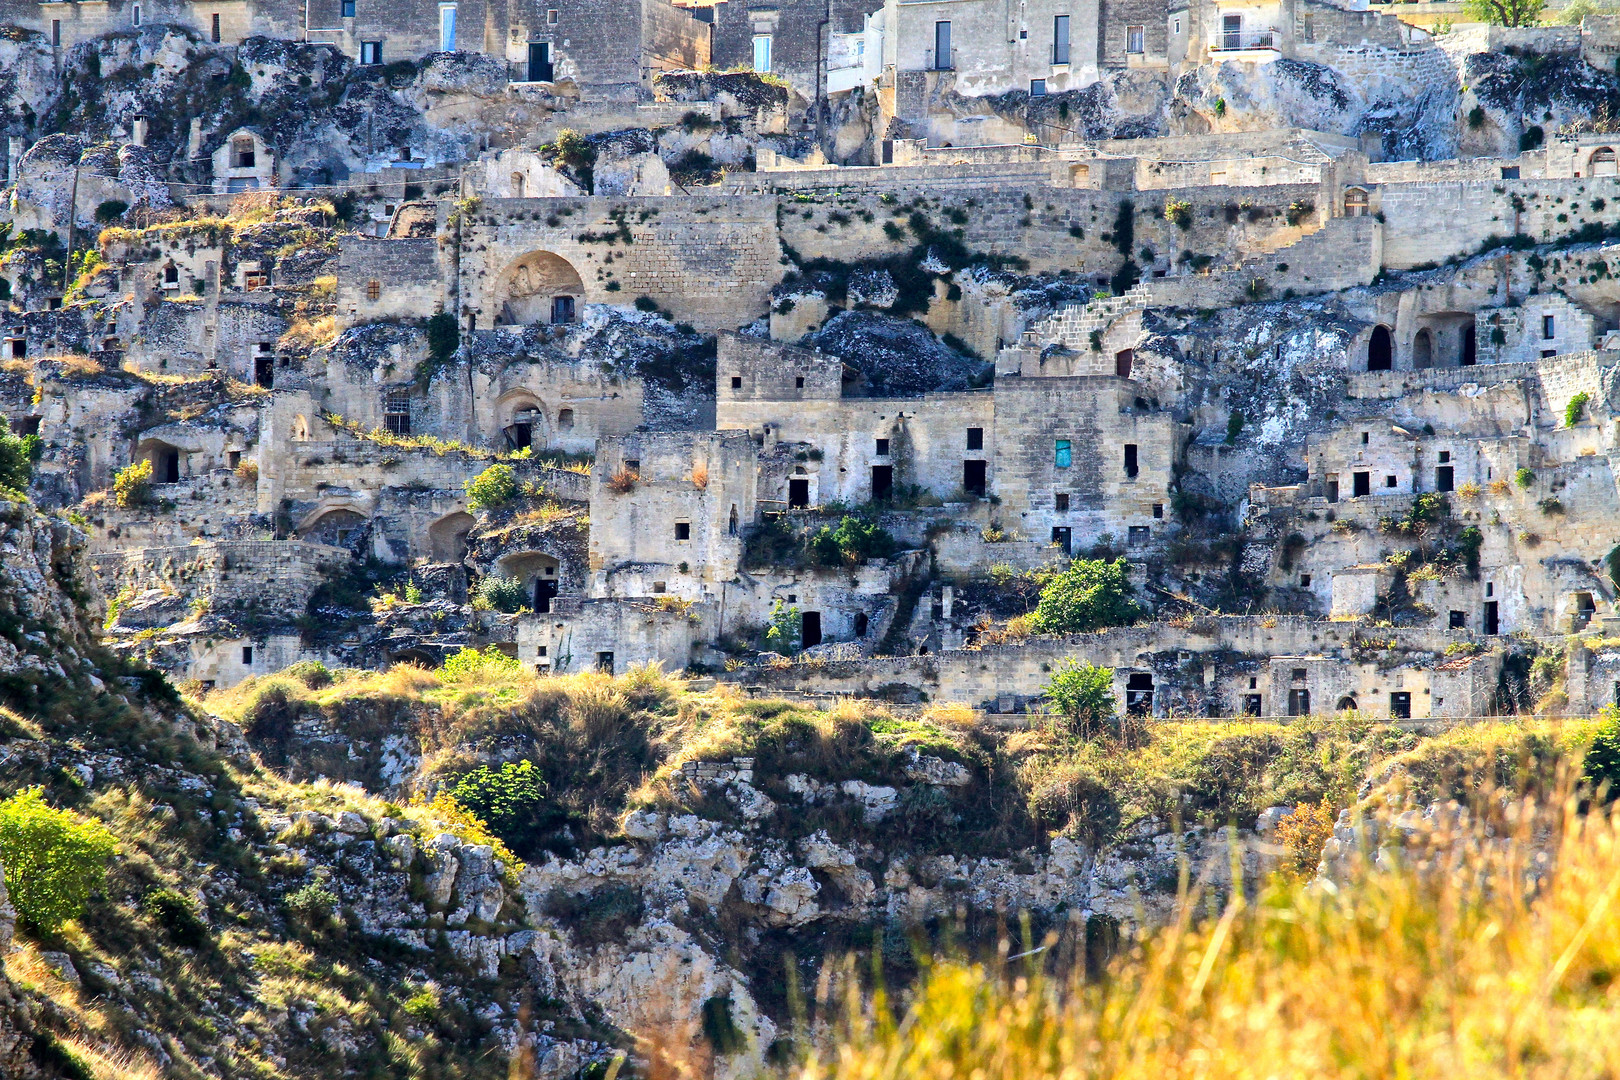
xmin=608 ymin=467 xmax=638 ymax=494
xmin=803 ymin=785 xmax=1620 ymax=1080
xmin=689 ymin=463 xmax=709 ymax=490
xmin=279 ymin=313 xmax=337 ymax=352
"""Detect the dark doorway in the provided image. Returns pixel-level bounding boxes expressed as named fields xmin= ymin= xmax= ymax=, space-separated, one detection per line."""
xmin=551 ymin=295 xmax=576 ymax=324
xmin=1461 ymin=324 xmax=1477 ymax=366
xmin=1051 ymin=526 xmax=1071 ymax=555
xmin=801 ymin=611 xmax=822 ymax=648
xmin=534 ymin=577 xmax=558 ymax=614
xmin=1243 ymin=694 xmax=1263 ymax=716
xmin=1287 ymin=688 xmax=1311 ymax=716
xmin=527 ymin=41 xmax=553 ymax=82
xmin=871 ymin=465 xmax=893 ymax=500
xmin=155 ymin=449 xmax=180 ymax=484
xmin=1326 ymin=479 xmax=1339 ymax=502
xmin=1352 ymin=471 xmax=1371 ymax=497
xmin=963 ymin=459 xmax=987 ymax=496
xmin=1436 ymin=465 xmax=1454 ymax=492
xmin=1484 ymin=600 xmax=1500 ymax=635
xmin=854 ymin=611 xmax=869 ymax=637
xmin=1367 ymin=325 xmax=1393 ymax=371
xmin=1123 ymin=444 xmax=1138 ymax=479
xmin=1389 ymin=691 xmax=1411 ymax=719
xmin=788 ymin=477 xmax=810 ymax=508
xmin=1114 ymin=349 xmax=1133 ymax=378
xmin=507 ymin=423 xmax=533 ymax=450
xmin=254 ymin=355 xmax=274 ymax=388
xmin=1125 ymin=672 xmax=1153 ymax=716
xmin=596 ymin=650 xmax=614 ymax=673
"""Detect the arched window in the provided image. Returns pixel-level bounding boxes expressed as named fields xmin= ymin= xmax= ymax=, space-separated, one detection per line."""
xmin=557 ymin=408 xmax=574 ymax=430
xmin=1367 ymin=325 xmax=1393 ymax=371
xmin=1336 ymin=696 xmax=1358 ymax=713
xmin=728 ymin=504 xmax=739 ymax=536
xmin=1593 ymin=147 xmax=1617 ymax=177
xmin=1413 ymin=328 xmax=1433 ymax=370
xmin=1344 ymin=187 xmax=1369 ymax=217
xmin=512 ymin=172 xmax=526 ymax=198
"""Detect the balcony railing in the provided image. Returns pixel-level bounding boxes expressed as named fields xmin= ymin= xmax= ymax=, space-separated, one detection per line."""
xmin=1212 ymin=30 xmax=1278 ymax=51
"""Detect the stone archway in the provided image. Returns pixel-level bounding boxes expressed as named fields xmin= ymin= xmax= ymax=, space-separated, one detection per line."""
xmin=427 ymin=511 xmax=476 ymax=562
xmin=1593 ymin=147 xmax=1617 ymax=177
xmin=300 ymin=506 xmax=367 ymax=547
xmin=497 ymin=389 xmax=548 ymax=451
xmin=497 ymin=550 xmax=563 ymax=612
xmin=1367 ymin=325 xmax=1393 ymax=371
xmin=493 ymin=251 xmax=585 ymax=326
xmin=136 ymin=438 xmax=183 ymax=483
xmin=1413 ymin=328 xmax=1433 ymax=370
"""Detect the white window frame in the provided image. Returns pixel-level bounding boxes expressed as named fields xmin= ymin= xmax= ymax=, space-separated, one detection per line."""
xmin=752 ymin=33 xmax=772 ymax=72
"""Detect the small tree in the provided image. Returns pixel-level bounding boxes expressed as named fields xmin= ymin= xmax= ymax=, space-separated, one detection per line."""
xmin=465 ymin=462 xmax=517 ymax=510
xmin=0 ymin=426 xmax=34 ymax=492
xmin=425 ymin=312 xmax=459 ymax=362
xmin=113 ymin=459 xmax=153 ymax=508
xmin=764 ymin=598 xmax=801 ymax=654
xmin=1463 ymin=0 xmax=1543 ymax=25
xmin=439 ymin=646 xmax=524 ymax=683
xmin=0 ymin=788 xmax=118 ymax=935
xmin=1030 ymin=558 xmax=1140 ymax=635
xmin=471 ymin=574 xmax=528 ymax=613
xmin=448 ymin=760 xmax=565 ymax=859
xmin=1584 ymin=706 xmax=1620 ymax=798
xmin=1043 ymin=660 xmax=1116 ymax=739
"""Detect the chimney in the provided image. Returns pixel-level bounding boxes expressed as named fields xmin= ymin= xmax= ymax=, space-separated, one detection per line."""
xmin=131 ymin=114 xmax=147 ymax=147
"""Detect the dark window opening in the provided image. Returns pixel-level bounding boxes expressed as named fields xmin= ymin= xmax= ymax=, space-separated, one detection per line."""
xmin=1125 ymin=672 xmax=1154 ymax=717
xmin=966 ymin=427 xmax=983 ymax=450
xmin=596 ymin=650 xmax=614 ymax=673
xmin=1055 ymin=492 xmax=1070 ymax=512
xmin=211 ymin=12 xmax=221 ymax=41
xmin=801 ymin=611 xmax=822 ymax=648
xmin=254 ymin=355 xmax=274 ymax=389
xmin=384 ymin=391 xmax=410 ymax=436
xmin=1243 ymin=694 xmax=1263 ymax=716
xmin=1385 ymin=474 xmax=1398 ymax=488
xmin=551 ymin=295 xmax=575 ymax=324
xmin=534 ymin=577 xmax=558 ymax=614
xmin=788 ymin=477 xmax=809 ymax=509
xmin=1152 ymin=502 xmax=1163 ymax=519
xmin=242 ymin=645 xmax=253 ymax=664
xmin=1051 ymin=526 xmax=1071 ymax=554
xmin=875 ymin=438 xmax=890 ymax=456
xmin=154 ymin=449 xmax=180 ymax=484
xmin=1287 ymin=688 xmax=1311 ymax=716
xmin=1436 ymin=465 xmax=1454 ymax=492
xmin=871 ymin=464 xmax=893 ymax=500
xmin=854 ymin=611 xmax=869 ymax=636
xmin=1326 ymin=479 xmax=1339 ymax=502
xmin=1300 ymin=573 xmax=1312 ymax=587
xmin=227 ymin=450 xmax=241 ymax=469
xmin=963 ymin=459 xmax=987 ymax=496
xmin=1461 ymin=324 xmax=1477 ymax=366
xmin=730 ymin=376 xmax=742 ymax=389
xmin=1484 ymin=600 xmax=1500 ymax=635
xmin=1123 ymin=444 xmax=1138 ymax=479
xmin=675 ymin=521 xmax=691 ymax=541
xmin=1352 ymin=471 xmax=1371 ymax=497
xmin=795 ymin=376 xmax=805 ymax=389
xmin=1128 ymin=525 xmax=1151 ymax=545
xmin=507 ymin=422 xmax=533 ymax=450
xmin=360 ymin=40 xmax=383 ymax=64
xmin=1389 ymin=691 xmax=1412 ymax=719
xmin=1114 ymin=349 xmax=1133 ymax=378
xmin=1449 ymin=609 xmax=1466 ymax=629
xmin=527 ymin=41 xmax=554 ymax=82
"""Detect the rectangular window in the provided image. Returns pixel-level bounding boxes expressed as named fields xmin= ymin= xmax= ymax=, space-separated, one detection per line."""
xmin=871 ymin=464 xmax=893 ymax=499
xmin=1128 ymin=525 xmax=1151 ymax=545
xmin=1389 ymin=692 xmax=1412 ymax=719
xmin=1030 ymin=79 xmax=1046 ymax=96
xmin=1287 ymin=688 xmax=1310 ymax=716
xmin=675 ymin=521 xmax=691 ymax=541
xmin=1543 ymin=314 xmax=1556 ymax=339
xmin=730 ymin=375 xmax=742 ymax=389
xmin=933 ymin=21 xmax=951 ymax=69
xmin=547 ymin=7 xmax=559 ymax=22
xmin=875 ymin=438 xmax=890 ymax=456
xmin=1123 ymin=444 xmax=1138 ymax=478
xmin=1053 ymin=15 xmax=1070 ymax=63
xmin=341 ymin=0 xmax=355 ymax=14
xmin=1449 ymin=610 xmax=1467 ymax=629
xmin=132 ymin=4 xmax=140 ymax=25
xmin=366 ymin=279 xmax=381 ymax=301
xmin=1054 ymin=492 xmax=1069 ymax=511
xmin=211 ymin=12 xmax=221 ymax=41
xmin=1385 ymin=474 xmax=1397 ymax=488
xmin=384 ymin=390 xmax=411 ymax=435
xmin=1439 ymin=450 xmax=1451 ymax=463
xmin=1436 ymin=465 xmax=1454 ymax=491
xmin=1352 ymin=471 xmax=1371 ymax=497
xmin=752 ymin=33 xmax=772 ymax=72
xmin=51 ymin=19 xmax=60 ymax=45
xmin=360 ymin=41 xmax=383 ymax=65
xmin=242 ymin=646 xmax=253 ymax=664
xmin=1051 ymin=526 xmax=1071 ymax=554
xmin=1054 ymin=439 xmax=1071 ymax=468
xmin=1126 ymin=25 xmax=1144 ymax=53
xmin=1244 ymin=694 xmax=1262 ymax=716
xmin=439 ymin=4 xmax=456 ymax=51
xmin=966 ymin=427 xmax=983 ymax=450
xmin=596 ymin=651 xmax=614 ymax=673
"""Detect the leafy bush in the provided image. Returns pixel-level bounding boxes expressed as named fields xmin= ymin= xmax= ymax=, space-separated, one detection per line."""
xmin=0 ymin=788 xmax=117 ymax=934
xmin=1515 ymin=467 xmax=1535 ymax=489
xmin=1584 ymin=706 xmax=1620 ymax=798
xmin=1043 ymin=660 xmax=1116 ymax=737
xmin=1565 ymin=391 xmax=1590 ymax=427
xmin=402 ymin=984 xmax=441 ymax=1021
xmin=472 ymin=574 xmax=528 ymax=613
xmin=448 ymin=760 xmax=567 ymax=858
xmin=1163 ymin=198 xmax=1193 ymax=230
xmin=0 ymin=425 xmax=35 ymax=492
xmin=764 ymin=598 xmax=800 ymax=654
xmin=284 ymin=880 xmax=338 ymax=925
xmin=809 ymin=516 xmax=896 ymax=567
xmin=142 ymin=887 xmax=208 ymax=947
xmin=1030 ymin=558 xmax=1140 ymax=635
xmin=425 ymin=312 xmax=459 ymax=362
xmin=465 ymin=462 xmax=517 ymax=510
xmin=439 ymin=646 xmax=524 ymax=682
xmin=283 ymin=660 xmax=334 ymax=689
xmin=113 ymin=458 xmax=153 ymax=508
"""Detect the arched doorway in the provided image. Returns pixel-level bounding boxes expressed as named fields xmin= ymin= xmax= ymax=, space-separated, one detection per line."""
xmin=497 ymin=390 xmax=547 ymax=451
xmin=1367 ymin=325 xmax=1393 ymax=371
xmin=1336 ymin=696 xmax=1358 ymax=713
xmin=1461 ymin=324 xmax=1477 ymax=367
xmin=136 ymin=439 xmax=183 ymax=484
xmin=497 ymin=551 xmax=562 ymax=613
xmin=301 ymin=507 xmax=366 ymax=547
xmin=427 ymin=511 xmax=476 ymax=562
xmin=1593 ymin=147 xmax=1618 ymax=177
xmin=494 ymin=251 xmax=585 ymax=326
xmin=1413 ymin=328 xmax=1433 ymax=370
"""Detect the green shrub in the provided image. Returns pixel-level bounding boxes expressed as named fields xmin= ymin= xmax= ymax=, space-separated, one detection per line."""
xmin=439 ymin=646 xmax=524 ymax=682
xmin=1515 ymin=467 xmax=1535 ymax=489
xmin=401 ymin=984 xmax=441 ymax=1021
xmin=471 ymin=574 xmax=528 ymax=613
xmin=447 ymin=760 xmax=566 ymax=858
xmin=1468 ymin=106 xmax=1486 ymax=129
xmin=284 ymin=880 xmax=338 ymax=925
xmin=425 ymin=312 xmax=459 ymax=362
xmin=1225 ymin=410 xmax=1244 ymax=445
xmin=0 ymin=425 xmax=35 ymax=492
xmin=1042 ymin=659 xmax=1116 ymax=736
xmin=113 ymin=459 xmax=153 ymax=508
xmin=282 ymin=660 xmax=334 ymax=689
xmin=1565 ymin=391 xmax=1590 ymax=427
xmin=1584 ymin=706 xmax=1620 ymax=798
xmin=1030 ymin=558 xmax=1140 ymax=635
xmin=465 ymin=462 xmax=518 ymax=510
xmin=764 ymin=598 xmax=801 ymax=654
xmin=809 ymin=516 xmax=896 ymax=567
xmin=142 ymin=887 xmax=208 ymax=948
xmin=0 ymin=788 xmax=117 ymax=935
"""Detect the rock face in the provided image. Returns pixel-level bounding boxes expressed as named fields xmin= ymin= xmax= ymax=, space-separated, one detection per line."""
xmin=0 ymin=854 xmax=38 ymax=1079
